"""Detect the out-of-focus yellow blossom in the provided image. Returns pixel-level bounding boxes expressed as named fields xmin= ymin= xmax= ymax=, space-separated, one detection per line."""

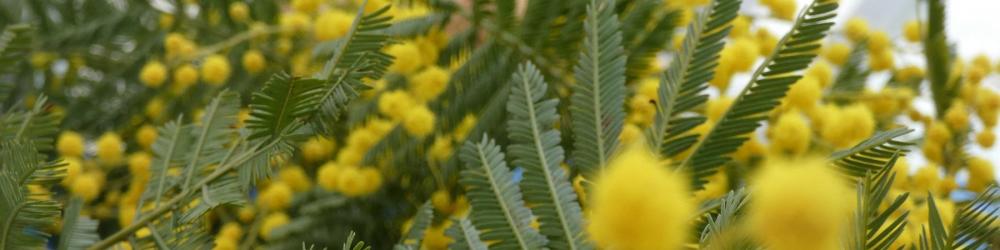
xmin=159 ymin=13 xmax=174 ymax=30
xmin=61 ymin=157 xmax=83 ymax=187
xmin=218 ymin=222 xmax=243 ymax=241
xmin=706 ymin=96 xmax=733 ymax=121
xmin=628 ymin=94 xmax=656 ymax=126
xmin=926 ymin=121 xmax=952 ymax=145
xmin=588 ymin=143 xmax=693 ymax=250
xmin=769 ymin=112 xmax=811 ymax=155
xmin=748 ymin=157 xmax=853 ymax=250
xmin=172 ymin=64 xmax=199 ymax=93
xmin=730 ymin=15 xmax=751 ymax=38
xmin=844 ymin=17 xmax=870 ymax=42
xmin=897 ymin=65 xmax=925 ymax=82
xmin=944 ymin=101 xmax=969 ymax=131
xmin=454 ymin=115 xmax=477 ymax=141
xmin=823 ymin=42 xmax=851 ymax=65
xmin=279 ymin=166 xmax=313 ymax=193
xmin=135 ymin=124 xmax=158 ymax=150
xmin=300 ymin=136 xmax=335 ymax=163
xmin=71 ymin=172 xmax=103 ymax=202
xmin=127 ymin=152 xmax=152 ymax=180
xmin=422 ymin=221 xmax=454 ymax=250
xmin=259 ymin=212 xmax=289 ymax=240
xmin=968 ymin=157 xmax=995 ymax=193
xmin=867 ymin=31 xmax=891 ymax=53
xmin=202 ymin=55 xmax=231 ymax=86
xmin=336 ymin=167 xmax=383 ymax=197
xmin=140 ymin=60 xmax=167 ymax=88
xmin=378 ymin=90 xmax=416 ymax=120
xmin=387 ymin=41 xmax=424 ymax=75
xmin=977 ymin=130 xmax=995 ymax=148
xmin=428 ymin=135 xmax=454 ymax=162
xmin=693 ymin=170 xmax=729 ymax=202
xmin=410 ymin=66 xmax=450 ymax=101
xmin=146 ymin=97 xmax=166 ymax=121
xmin=228 ymin=2 xmax=250 ymax=22
xmin=756 ymin=28 xmax=778 ymax=55
xmin=57 ymin=131 xmax=85 ymax=158
xmin=317 ymin=162 xmax=342 ymax=191
xmin=722 ymin=37 xmax=760 ymax=73
xmin=619 ymin=123 xmax=641 ymax=145
xmin=431 ymin=190 xmax=456 ymax=214
xmin=912 ymin=165 xmax=941 ymax=195
xmin=96 ymin=132 xmax=124 ymax=166
xmin=869 ymin=49 xmax=895 ymax=71
xmin=765 ymin=0 xmax=798 ymax=20
xmin=785 ymin=76 xmax=821 ymax=110
xmin=242 ymin=50 xmax=265 ymax=74
xmin=314 ymin=10 xmax=353 ymax=41
xmin=891 ymin=157 xmax=911 ymax=189
xmin=280 ymin=12 xmax=311 ymax=34
xmin=821 ymin=104 xmax=875 ymax=148
xmin=904 ymin=20 xmax=922 ymax=42
xmin=258 ymin=182 xmax=294 ymax=211
xmin=402 ymin=105 xmax=435 ymax=138
xmin=806 ymin=60 xmax=833 ymax=87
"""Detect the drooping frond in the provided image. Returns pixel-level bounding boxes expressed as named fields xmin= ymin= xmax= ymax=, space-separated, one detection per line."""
xmin=247 ymin=72 xmax=325 ymax=142
xmin=459 ymin=136 xmax=548 ymax=249
xmin=0 ymin=24 xmax=32 ymax=71
xmin=570 ymin=0 xmax=627 ymax=176
xmin=850 ymin=154 xmax=911 ymax=250
xmin=649 ymin=0 xmax=741 ymax=155
xmin=312 ymin=3 xmax=393 ymax=133
xmin=951 ymin=186 xmax=1000 ymax=249
xmin=681 ymin=0 xmax=838 ymax=189
xmin=57 ymin=198 xmax=99 ymax=250
xmin=446 ymin=218 xmax=488 ymax=250
xmin=829 ymin=128 xmax=913 ymax=179
xmin=507 ymin=63 xmax=589 ymax=250
xmin=397 ymin=202 xmax=434 ymax=248
xmin=700 ymin=189 xmax=752 ymax=249
xmin=179 ymin=174 xmax=245 ymax=222
xmin=0 ymin=141 xmax=61 ymax=249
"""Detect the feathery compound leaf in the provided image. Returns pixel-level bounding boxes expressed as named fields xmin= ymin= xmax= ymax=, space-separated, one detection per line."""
xmin=951 ymin=186 xmax=1000 ymax=249
xmin=58 ymin=198 xmax=99 ymax=250
xmin=649 ymin=0 xmax=741 ymax=155
xmin=570 ymin=0 xmax=627 ymax=176
xmin=313 ymin=3 xmax=393 ymax=134
xmin=398 ymin=202 xmax=434 ymax=248
xmin=342 ymin=231 xmax=372 ymax=250
xmin=446 ymin=218 xmax=489 ymax=250
xmin=0 ymin=24 xmax=32 ymax=70
xmin=459 ymin=136 xmax=548 ymax=249
xmin=0 ymin=96 xmax=61 ymax=153
xmin=829 ymin=128 xmax=913 ymax=179
xmin=700 ymin=189 xmax=751 ymax=248
xmin=247 ymin=72 xmax=325 ymax=142
xmin=142 ymin=119 xmax=193 ymax=207
xmin=829 ymin=41 xmax=869 ymax=97
xmin=681 ymin=0 xmax=838 ymax=189
xmin=0 ymin=141 xmax=61 ymax=249
xmin=181 ymin=91 xmax=239 ymax=189
xmin=507 ymin=63 xmax=589 ymax=250
xmin=851 ymin=154 xmax=911 ymax=250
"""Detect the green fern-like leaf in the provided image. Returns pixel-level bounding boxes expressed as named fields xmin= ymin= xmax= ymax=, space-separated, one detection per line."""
xmin=57 ymin=198 xmax=99 ymax=250
xmin=0 ymin=141 xmax=61 ymax=249
xmin=247 ymin=72 xmax=325 ymax=142
xmin=570 ymin=0 xmax=627 ymax=176
xmin=342 ymin=231 xmax=373 ymax=250
xmin=507 ymin=63 xmax=589 ymax=250
xmin=924 ymin=0 xmax=955 ymax=116
xmin=829 ymin=41 xmax=869 ymax=98
xmin=649 ymin=0 xmax=741 ymax=156
xmin=850 ymin=154 xmax=911 ymax=250
xmin=398 ymin=202 xmax=434 ymax=248
xmin=829 ymin=128 xmax=913 ymax=179
xmin=700 ymin=189 xmax=752 ymax=249
xmin=141 ymin=119 xmax=193 ymax=208
xmin=459 ymin=136 xmax=548 ymax=249
xmin=951 ymin=186 xmax=1000 ymax=249
xmin=181 ymin=91 xmax=239 ymax=188
xmin=681 ymin=0 xmax=838 ymax=189
xmin=0 ymin=95 xmax=62 ymax=153
xmin=0 ymin=24 xmax=32 ymax=71
xmin=446 ymin=218 xmax=489 ymax=250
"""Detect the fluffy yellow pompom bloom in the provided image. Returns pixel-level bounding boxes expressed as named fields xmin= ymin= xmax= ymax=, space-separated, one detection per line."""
xmin=769 ymin=112 xmax=812 ymax=155
xmin=280 ymin=12 xmax=311 ymax=35
xmin=202 ymin=55 xmax=231 ymax=86
xmin=944 ymin=102 xmax=969 ymax=131
xmin=410 ymin=66 xmax=450 ymax=101
xmin=241 ymin=50 xmax=265 ymax=74
xmin=57 ymin=131 xmax=86 ymax=158
xmin=127 ymin=152 xmax=152 ymax=179
xmin=897 ymin=65 xmax=925 ymax=82
xmin=378 ymin=90 xmax=416 ymax=120
xmin=213 ymin=236 xmax=237 ymax=250
xmin=869 ymin=49 xmax=895 ymax=71
xmin=823 ymin=42 xmax=851 ymax=65
xmin=61 ymin=157 xmax=83 ymax=187
xmin=300 ymin=136 xmax=334 ymax=163
xmin=588 ymin=143 xmax=693 ymax=250
xmin=70 ymin=173 xmax=102 ymax=202
xmin=386 ymin=42 xmax=424 ymax=75
xmin=292 ymin=0 xmax=320 ymax=13
xmin=628 ymin=95 xmax=656 ymax=126
xmin=890 ymin=157 xmax=911 ymax=189
xmin=867 ymin=31 xmax=891 ymax=53
xmin=164 ymin=33 xmax=188 ymax=55
xmin=721 ymin=37 xmax=760 ymax=73
xmin=806 ymin=60 xmax=833 ymax=87
xmin=317 ymin=162 xmax=342 ymax=191
xmin=977 ymin=129 xmax=995 ymax=148
xmin=428 ymin=135 xmax=454 ymax=162
xmin=140 ymin=61 xmax=167 ymax=88
xmin=844 ymin=17 xmax=870 ymax=42
xmin=785 ymin=76 xmax=821 ymax=109
xmin=259 ymin=212 xmax=289 ymax=240
xmin=706 ymin=96 xmax=733 ymax=121
xmin=904 ymin=20 xmax=922 ymax=42
xmin=431 ymin=189 xmax=456 ymax=214
xmin=146 ymin=98 xmax=166 ymax=121
xmin=337 ymin=167 xmax=382 ymax=197
xmin=729 ymin=15 xmax=751 ymax=38
xmin=135 ymin=124 xmax=158 ymax=150
xmin=619 ymin=123 xmax=641 ymax=145
xmin=314 ymin=11 xmax=353 ymax=41
xmin=912 ymin=165 xmax=941 ymax=195
xmin=218 ymin=222 xmax=243 ymax=241
xmin=926 ymin=121 xmax=952 ymax=144
xmin=403 ymin=106 xmax=435 ymax=137
xmin=454 ymin=115 xmax=477 ymax=141
xmin=968 ymin=157 xmax=995 ymax=192
xmin=228 ymin=2 xmax=250 ymax=22
xmin=421 ymin=221 xmax=454 ymax=250
xmin=755 ymin=28 xmax=778 ymax=56
xmin=278 ymin=166 xmax=312 ymax=192
xmin=766 ymin=0 xmax=797 ymax=20
xmin=172 ymin=64 xmax=199 ymax=93
xmin=258 ymin=182 xmax=294 ymax=211
xmin=96 ymin=132 xmax=124 ymax=166
xmin=748 ymin=157 xmax=853 ymax=250
xmin=821 ymin=104 xmax=875 ymax=148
